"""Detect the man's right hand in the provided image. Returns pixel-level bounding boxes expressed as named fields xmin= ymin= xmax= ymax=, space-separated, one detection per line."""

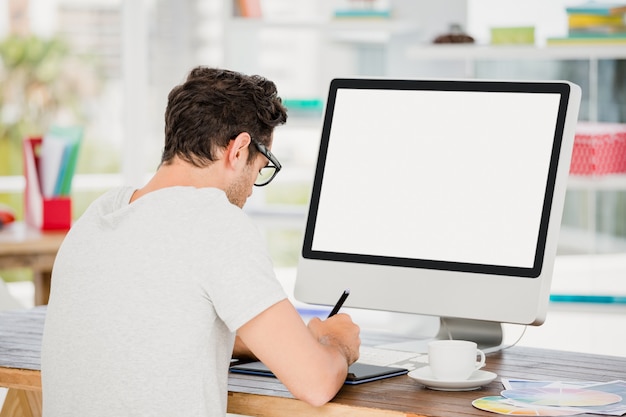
xmin=307 ymin=314 xmax=361 ymax=366
xmin=237 ymin=299 xmax=362 ymax=407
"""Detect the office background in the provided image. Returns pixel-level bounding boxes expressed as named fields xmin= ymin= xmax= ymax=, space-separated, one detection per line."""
xmin=0 ymin=0 xmax=625 ymax=357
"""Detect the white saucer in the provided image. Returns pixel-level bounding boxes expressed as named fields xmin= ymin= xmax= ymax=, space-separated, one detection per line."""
xmin=408 ymin=367 xmax=497 ymax=391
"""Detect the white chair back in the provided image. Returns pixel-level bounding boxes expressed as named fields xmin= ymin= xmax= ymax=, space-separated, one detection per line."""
xmin=0 ymin=278 xmax=24 ymax=311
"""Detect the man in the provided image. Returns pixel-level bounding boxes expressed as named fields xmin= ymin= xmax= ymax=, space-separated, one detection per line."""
xmin=41 ymin=67 xmax=360 ymax=416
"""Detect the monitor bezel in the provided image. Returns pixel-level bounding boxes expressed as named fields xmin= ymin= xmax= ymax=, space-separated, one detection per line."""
xmin=301 ymin=78 xmax=573 ymax=280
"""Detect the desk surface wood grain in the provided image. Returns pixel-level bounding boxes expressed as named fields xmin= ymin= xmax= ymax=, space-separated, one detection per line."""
xmin=0 ymin=308 xmax=44 ymax=371
xmin=1 ymin=307 xmax=625 ymax=417
xmin=227 ymin=347 xmax=626 ymax=417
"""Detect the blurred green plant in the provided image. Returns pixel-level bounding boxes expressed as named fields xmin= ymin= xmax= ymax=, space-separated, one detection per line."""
xmin=0 ymin=34 xmax=100 ymax=176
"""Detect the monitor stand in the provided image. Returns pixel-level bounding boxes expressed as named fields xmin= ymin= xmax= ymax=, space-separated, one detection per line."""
xmin=376 ymin=317 xmax=504 ymax=354
xmin=437 ymin=317 xmax=504 ymax=353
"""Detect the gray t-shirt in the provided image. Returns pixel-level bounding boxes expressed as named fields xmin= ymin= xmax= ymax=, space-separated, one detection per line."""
xmin=41 ymin=186 xmax=286 ymax=417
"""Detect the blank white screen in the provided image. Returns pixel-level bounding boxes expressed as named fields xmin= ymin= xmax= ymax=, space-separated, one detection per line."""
xmin=311 ymin=88 xmax=561 ymax=268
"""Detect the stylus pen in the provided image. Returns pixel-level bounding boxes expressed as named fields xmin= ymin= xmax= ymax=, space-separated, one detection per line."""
xmin=327 ymin=289 xmax=350 ymax=318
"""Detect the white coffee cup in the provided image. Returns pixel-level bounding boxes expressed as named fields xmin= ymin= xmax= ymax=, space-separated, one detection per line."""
xmin=428 ymin=340 xmax=486 ymax=381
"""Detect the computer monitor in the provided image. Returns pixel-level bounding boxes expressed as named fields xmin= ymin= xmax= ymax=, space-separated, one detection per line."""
xmin=294 ymin=78 xmax=581 ymax=351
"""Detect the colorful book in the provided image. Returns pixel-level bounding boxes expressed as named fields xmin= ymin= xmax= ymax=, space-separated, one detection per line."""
xmin=39 ymin=133 xmax=69 ymax=198
xmin=40 ymin=126 xmax=83 ymax=197
xmin=235 ymin=0 xmax=261 ymax=18
xmin=566 ymin=2 xmax=626 ymax=16
xmin=333 ymin=9 xmax=392 ymax=19
xmin=52 ymin=126 xmax=83 ymax=196
xmin=23 ymin=138 xmax=44 ymax=226
xmin=569 ymin=25 xmax=626 ymax=35
xmin=568 ymin=13 xmax=625 ymax=27
xmin=282 ymin=98 xmax=323 ymax=111
xmin=547 ymin=33 xmax=626 ymax=44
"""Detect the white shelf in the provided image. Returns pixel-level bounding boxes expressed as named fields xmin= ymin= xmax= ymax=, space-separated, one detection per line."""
xmin=228 ymin=17 xmax=419 ymax=33
xmin=568 ymin=174 xmax=626 ymax=191
xmin=405 ymin=44 xmax=626 ymax=61
xmin=227 ymin=17 xmax=419 ymax=44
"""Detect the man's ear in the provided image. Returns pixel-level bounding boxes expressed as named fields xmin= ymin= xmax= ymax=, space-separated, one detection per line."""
xmin=226 ymin=132 xmax=252 ymax=169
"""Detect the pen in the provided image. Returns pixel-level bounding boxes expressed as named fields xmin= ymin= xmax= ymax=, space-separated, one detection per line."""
xmin=327 ymin=289 xmax=350 ymax=318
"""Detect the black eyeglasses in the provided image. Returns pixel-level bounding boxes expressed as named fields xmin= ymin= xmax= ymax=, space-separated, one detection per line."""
xmin=252 ymin=139 xmax=281 ymax=186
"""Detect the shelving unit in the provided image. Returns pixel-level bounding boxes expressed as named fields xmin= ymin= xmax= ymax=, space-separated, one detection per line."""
xmin=222 ymin=0 xmax=626 ymax=254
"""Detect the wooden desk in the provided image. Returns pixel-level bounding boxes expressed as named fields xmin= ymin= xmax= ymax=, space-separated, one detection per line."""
xmin=0 ymin=223 xmax=66 ymax=306
xmin=2 ymin=307 xmax=626 ymax=417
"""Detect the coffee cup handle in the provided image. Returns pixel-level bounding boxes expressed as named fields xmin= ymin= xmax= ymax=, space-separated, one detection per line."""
xmin=475 ymin=349 xmax=486 ymax=370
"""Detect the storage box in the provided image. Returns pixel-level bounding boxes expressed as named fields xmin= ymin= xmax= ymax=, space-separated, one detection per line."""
xmin=490 ymin=26 xmax=535 ymax=45
xmin=569 ymin=122 xmax=626 ymax=176
xmin=23 ymin=137 xmax=72 ymax=231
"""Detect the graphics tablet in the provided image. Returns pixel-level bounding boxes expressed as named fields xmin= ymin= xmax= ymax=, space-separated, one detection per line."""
xmin=230 ymin=361 xmax=408 ymax=385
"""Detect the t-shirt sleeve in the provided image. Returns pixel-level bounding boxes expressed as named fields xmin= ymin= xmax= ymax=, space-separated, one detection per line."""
xmin=203 ymin=214 xmax=288 ymax=332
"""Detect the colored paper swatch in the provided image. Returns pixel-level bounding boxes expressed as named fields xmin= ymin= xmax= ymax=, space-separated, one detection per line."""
xmin=472 ymin=396 xmax=582 ymax=416
xmin=501 ymin=388 xmax=621 ymax=407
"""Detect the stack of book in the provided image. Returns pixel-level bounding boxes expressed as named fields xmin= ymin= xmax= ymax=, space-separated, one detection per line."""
xmin=548 ymin=2 xmax=626 ymax=45
xmin=333 ymin=0 xmax=391 ymax=19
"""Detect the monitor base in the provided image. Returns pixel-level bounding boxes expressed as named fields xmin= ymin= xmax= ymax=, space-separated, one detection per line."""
xmin=375 ymin=317 xmax=504 ymax=354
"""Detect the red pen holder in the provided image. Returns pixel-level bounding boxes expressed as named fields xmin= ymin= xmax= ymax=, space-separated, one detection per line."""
xmin=23 ymin=137 xmax=72 ymax=231
xmin=37 ymin=197 xmax=72 ymax=231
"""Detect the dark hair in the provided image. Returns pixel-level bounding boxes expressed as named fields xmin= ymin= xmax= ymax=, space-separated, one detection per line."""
xmin=161 ymin=67 xmax=288 ymax=167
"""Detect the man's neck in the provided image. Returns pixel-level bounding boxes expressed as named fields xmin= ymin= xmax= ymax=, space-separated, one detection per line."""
xmin=130 ymin=157 xmax=224 ymax=203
